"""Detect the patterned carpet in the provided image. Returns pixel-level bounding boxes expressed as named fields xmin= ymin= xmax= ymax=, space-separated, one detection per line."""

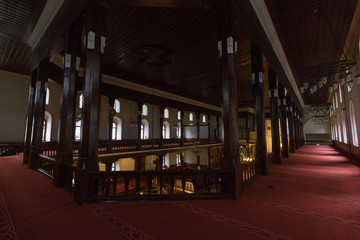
xmin=0 ymin=145 xmax=360 ymax=240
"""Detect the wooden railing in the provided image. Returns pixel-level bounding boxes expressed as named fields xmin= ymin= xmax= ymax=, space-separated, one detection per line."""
xmin=240 ymin=160 xmax=257 ymax=187
xmin=305 ymin=140 xmax=332 ymax=145
xmin=0 ymin=142 xmax=23 ymax=157
xmin=86 ymin=169 xmax=233 ymax=202
xmin=38 ymin=154 xmax=55 ymax=178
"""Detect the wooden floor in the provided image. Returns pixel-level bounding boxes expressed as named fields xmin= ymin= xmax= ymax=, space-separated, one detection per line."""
xmin=1 ymin=145 xmax=360 ymax=240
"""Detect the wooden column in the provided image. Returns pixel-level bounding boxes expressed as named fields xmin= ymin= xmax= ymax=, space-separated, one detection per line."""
xmin=251 ymin=43 xmax=267 ymax=175
xmin=207 ymin=114 xmax=211 ymax=143
xmin=136 ymin=103 xmax=142 ymax=150
xmin=54 ymin=25 xmax=81 ymax=187
xmin=159 ymin=106 xmax=164 ymax=148
xmin=23 ymin=69 xmax=37 ymax=164
xmin=180 ymin=109 xmax=185 ymax=146
xmin=216 ymin=116 xmax=220 ymax=142
xmin=293 ymin=104 xmax=300 ymax=150
xmin=286 ymin=95 xmax=296 ymax=153
xmin=196 ymin=113 xmax=200 ymax=143
xmin=107 ymin=97 xmax=115 ymax=152
xmin=245 ymin=112 xmax=251 ymax=156
xmin=218 ymin=2 xmax=241 ymax=198
xmin=268 ymin=69 xmax=281 ymax=164
xmin=29 ymin=58 xmax=49 ymax=169
xmin=278 ymin=83 xmax=289 ymax=158
xmin=74 ymin=1 xmax=107 ymax=204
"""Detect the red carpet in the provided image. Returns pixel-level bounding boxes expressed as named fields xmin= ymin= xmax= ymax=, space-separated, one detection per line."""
xmin=1 ymin=145 xmax=360 ymax=240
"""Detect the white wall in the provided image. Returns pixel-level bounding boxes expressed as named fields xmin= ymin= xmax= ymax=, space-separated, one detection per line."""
xmin=0 ymin=70 xmax=30 ymax=142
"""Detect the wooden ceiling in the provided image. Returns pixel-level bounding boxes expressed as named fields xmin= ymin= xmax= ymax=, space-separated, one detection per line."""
xmin=265 ymin=0 xmax=357 ymax=105
xmin=4 ymin=0 xmax=356 ymax=108
xmin=0 ymin=0 xmax=45 ymax=75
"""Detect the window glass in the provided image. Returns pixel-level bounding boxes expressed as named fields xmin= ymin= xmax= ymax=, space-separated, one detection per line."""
xmin=350 ymin=101 xmax=358 ymax=146
xmin=177 ymin=111 xmax=181 ymax=120
xmin=202 ymin=115 xmax=206 ymax=123
xmin=114 ymin=99 xmax=120 ymax=113
xmin=79 ymin=94 xmax=83 ymax=109
xmin=45 ymin=88 xmax=50 ymax=105
xmin=189 ymin=113 xmax=193 ymax=121
xmin=342 ymin=110 xmax=347 ymax=144
xmin=339 ymin=85 xmax=342 ymax=103
xmin=142 ymin=104 xmax=148 ymax=116
xmin=164 ymin=108 xmax=169 ymax=118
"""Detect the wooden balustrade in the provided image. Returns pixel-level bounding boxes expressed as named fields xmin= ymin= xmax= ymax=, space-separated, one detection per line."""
xmin=0 ymin=142 xmax=23 ymax=156
xmin=86 ymin=169 xmax=233 ymax=202
xmin=38 ymin=154 xmax=55 ymax=178
xmin=240 ymin=159 xmax=257 ymax=188
xmin=305 ymin=140 xmax=332 ymax=145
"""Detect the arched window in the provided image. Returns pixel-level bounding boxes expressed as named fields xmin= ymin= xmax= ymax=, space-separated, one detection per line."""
xmin=45 ymin=88 xmax=50 ymax=105
xmin=114 ymin=99 xmax=120 ymax=113
xmin=141 ymin=119 xmax=149 ymax=139
xmin=42 ymin=111 xmax=52 ymax=142
xmin=75 ymin=120 xmax=81 ymax=141
xmin=189 ymin=113 xmax=193 ymax=121
xmin=176 ymin=122 xmax=181 ymax=139
xmin=202 ymin=114 xmax=206 ymax=123
xmin=349 ymin=101 xmax=358 ymax=146
xmin=337 ymin=113 xmax=342 ymax=142
xmin=335 ymin=92 xmax=338 ymax=109
xmin=342 ymin=110 xmax=348 ymax=144
xmin=334 ymin=121 xmax=338 ymax=141
xmin=176 ymin=153 xmax=181 ymax=167
xmin=163 ymin=154 xmax=169 ymax=169
xmin=112 ymin=116 xmax=122 ymax=140
xmin=163 ymin=121 xmax=170 ymax=139
xmin=332 ymin=98 xmax=336 ymax=110
xmin=177 ymin=111 xmax=181 ymax=120
xmin=142 ymin=104 xmax=148 ymax=116
xmin=164 ymin=108 xmax=169 ymax=119
xmin=339 ymin=85 xmax=343 ymax=103
xmin=79 ymin=94 xmax=83 ymax=109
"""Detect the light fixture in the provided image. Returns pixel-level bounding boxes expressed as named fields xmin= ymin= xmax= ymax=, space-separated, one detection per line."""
xmin=356 ymin=74 xmax=360 ymax=84
xmin=328 ymin=86 xmax=333 ymax=92
xmin=310 ymin=87 xmax=314 ymax=94
xmin=300 ymin=86 xmax=305 ymax=94
xmin=346 ymin=71 xmax=352 ymax=82
xmin=339 ymin=75 xmax=346 ymax=86
xmin=333 ymin=82 xmax=338 ymax=89
xmin=313 ymin=84 xmax=317 ymax=92
xmin=348 ymin=80 xmax=354 ymax=88
xmin=303 ymin=82 xmax=309 ymax=89
xmin=321 ymin=76 xmax=327 ymax=84
xmin=318 ymin=80 xmax=323 ymax=88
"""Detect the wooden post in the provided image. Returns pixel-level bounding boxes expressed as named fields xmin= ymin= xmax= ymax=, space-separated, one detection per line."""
xmin=245 ymin=112 xmax=251 ymax=156
xmin=29 ymin=58 xmax=49 ymax=169
xmin=286 ymin=95 xmax=296 ymax=153
xmin=268 ymin=68 xmax=281 ymax=164
xmin=216 ymin=116 xmax=220 ymax=142
xmin=23 ymin=69 xmax=37 ymax=164
xmin=196 ymin=113 xmax=200 ymax=143
xmin=107 ymin=97 xmax=115 ymax=152
xmin=207 ymin=114 xmax=211 ymax=143
xmin=293 ymin=104 xmax=300 ymax=150
xmin=54 ymin=25 xmax=81 ymax=187
xmin=278 ymin=83 xmax=289 ymax=158
xmin=251 ymin=43 xmax=267 ymax=175
xmin=74 ymin=1 xmax=107 ymax=204
xmin=136 ymin=103 xmax=142 ymax=150
xmin=180 ymin=109 xmax=185 ymax=146
xmin=159 ymin=106 xmax=164 ymax=148
xmin=218 ymin=2 xmax=241 ymax=198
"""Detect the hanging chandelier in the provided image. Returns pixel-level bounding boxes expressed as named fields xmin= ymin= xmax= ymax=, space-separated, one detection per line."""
xmin=300 ymin=2 xmax=358 ymax=95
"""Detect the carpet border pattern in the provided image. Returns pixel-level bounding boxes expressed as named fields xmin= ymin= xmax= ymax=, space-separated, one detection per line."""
xmin=0 ymin=189 xmax=18 ymax=240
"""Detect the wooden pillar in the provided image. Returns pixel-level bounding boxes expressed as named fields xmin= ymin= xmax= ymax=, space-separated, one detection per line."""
xmin=23 ymin=69 xmax=37 ymax=164
xmin=136 ymin=103 xmax=142 ymax=150
xmin=74 ymin=1 xmax=107 ymax=204
xmin=107 ymin=97 xmax=115 ymax=152
xmin=245 ymin=112 xmax=251 ymax=156
xmin=54 ymin=25 xmax=81 ymax=187
xmin=196 ymin=113 xmax=200 ymax=143
xmin=268 ymin=69 xmax=281 ymax=164
xmin=218 ymin=2 xmax=241 ymax=198
xmin=207 ymin=114 xmax=211 ymax=143
xmin=159 ymin=106 xmax=164 ymax=148
xmin=293 ymin=104 xmax=299 ymax=150
xmin=251 ymin=43 xmax=267 ymax=175
xmin=29 ymin=58 xmax=49 ymax=169
xmin=286 ymin=95 xmax=296 ymax=153
xmin=278 ymin=83 xmax=289 ymax=158
xmin=180 ymin=109 xmax=185 ymax=146
xmin=216 ymin=116 xmax=220 ymax=142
